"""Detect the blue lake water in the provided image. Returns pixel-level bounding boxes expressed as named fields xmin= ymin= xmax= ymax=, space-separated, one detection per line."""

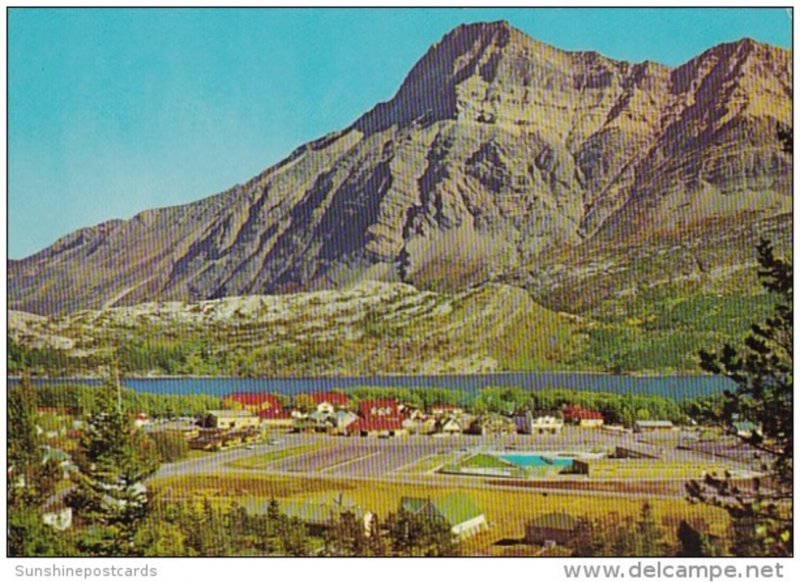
xmin=11 ymin=372 xmax=733 ymax=399
xmin=497 ymin=454 xmax=574 ymax=468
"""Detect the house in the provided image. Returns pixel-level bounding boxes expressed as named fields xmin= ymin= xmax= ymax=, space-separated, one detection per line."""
xmin=258 ymin=407 xmax=294 ymax=428
xmin=399 ymin=493 xmax=487 ymax=538
xmin=466 ymin=414 xmax=516 ymax=436
xmin=359 ymin=399 xmax=401 ymax=419
xmin=430 ymin=404 xmax=464 ymax=417
xmin=203 ymin=409 xmax=260 ymax=430
xmin=155 ymin=420 xmax=201 ymax=441
xmin=401 ymin=406 xmax=425 ymax=422
xmin=634 ymin=420 xmax=675 ymax=433
xmin=347 ymin=417 xmax=407 ymax=437
xmin=435 ymin=417 xmax=464 ymax=436
xmin=530 ymin=415 xmax=564 ymax=435
xmin=222 ymin=392 xmax=283 ymax=414
xmin=514 ymin=411 xmax=543 ymax=434
xmin=525 ymin=512 xmax=578 ymax=545
xmin=246 ymin=493 xmax=373 ymax=535
xmin=330 ymin=410 xmax=359 ymax=435
xmin=732 ymin=421 xmax=762 ymax=439
xmin=133 ymin=412 xmax=150 ymax=428
xmin=305 ymin=392 xmax=350 ymax=414
xmin=293 ymin=410 xmax=333 ymax=433
xmin=563 ymin=405 xmax=604 ymax=427
xmin=346 ymin=398 xmax=407 ymax=437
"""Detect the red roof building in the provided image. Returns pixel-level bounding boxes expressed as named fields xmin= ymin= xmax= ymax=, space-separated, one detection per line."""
xmin=223 ymin=393 xmax=283 ymax=412
xmin=257 ymin=408 xmax=292 ymax=420
xmin=358 ymin=399 xmax=400 ymax=419
xmin=563 ymin=405 xmax=604 ymax=424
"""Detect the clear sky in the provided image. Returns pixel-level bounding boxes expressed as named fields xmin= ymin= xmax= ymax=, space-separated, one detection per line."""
xmin=7 ymin=7 xmax=792 ymax=259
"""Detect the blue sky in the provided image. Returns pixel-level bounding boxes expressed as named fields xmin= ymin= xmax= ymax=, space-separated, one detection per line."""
xmin=7 ymin=7 xmax=792 ymax=259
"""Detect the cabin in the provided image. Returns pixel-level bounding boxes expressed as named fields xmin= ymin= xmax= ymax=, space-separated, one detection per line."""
xmin=525 ymin=512 xmax=578 ymax=546
xmin=400 ymin=493 xmax=487 ymax=538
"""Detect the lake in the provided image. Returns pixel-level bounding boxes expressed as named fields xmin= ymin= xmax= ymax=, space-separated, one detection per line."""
xmin=12 ymin=372 xmax=733 ymax=400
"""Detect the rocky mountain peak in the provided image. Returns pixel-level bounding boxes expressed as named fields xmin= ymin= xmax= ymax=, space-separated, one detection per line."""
xmin=9 ymin=24 xmax=792 ymax=315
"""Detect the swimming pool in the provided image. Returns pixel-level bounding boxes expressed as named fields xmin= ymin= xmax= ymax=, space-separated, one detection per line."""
xmin=497 ymin=454 xmax=574 ymax=468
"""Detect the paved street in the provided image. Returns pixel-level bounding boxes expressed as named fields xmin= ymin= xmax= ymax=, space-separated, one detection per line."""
xmin=151 ymin=427 xmax=761 ymax=499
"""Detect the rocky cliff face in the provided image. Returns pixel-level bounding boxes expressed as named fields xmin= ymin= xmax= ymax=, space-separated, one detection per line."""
xmin=9 ymin=21 xmax=792 ymax=315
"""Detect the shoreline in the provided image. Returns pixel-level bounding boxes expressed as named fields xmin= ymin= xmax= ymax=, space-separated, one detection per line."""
xmin=7 ymin=369 xmax=721 ymax=382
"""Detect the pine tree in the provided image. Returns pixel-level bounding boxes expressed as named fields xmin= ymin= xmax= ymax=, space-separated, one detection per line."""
xmin=635 ymin=502 xmax=666 ymax=556
xmin=8 ymin=375 xmax=61 ymax=507
xmin=693 ymin=238 xmax=792 ymax=556
xmin=8 ymin=375 xmax=67 ymax=556
xmin=66 ymin=375 xmax=159 ymax=555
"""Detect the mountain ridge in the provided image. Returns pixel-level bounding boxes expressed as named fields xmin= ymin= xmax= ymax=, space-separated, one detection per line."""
xmin=9 ymin=22 xmax=792 ymax=315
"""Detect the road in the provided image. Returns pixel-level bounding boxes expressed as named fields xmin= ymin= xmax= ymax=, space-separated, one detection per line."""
xmin=151 ymin=428 xmax=760 ymax=500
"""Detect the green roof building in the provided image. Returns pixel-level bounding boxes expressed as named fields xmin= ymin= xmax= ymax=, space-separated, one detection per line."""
xmin=399 ymin=492 xmax=487 ymax=538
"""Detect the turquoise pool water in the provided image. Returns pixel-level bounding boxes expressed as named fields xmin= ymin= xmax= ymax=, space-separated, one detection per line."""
xmin=497 ymin=454 xmax=574 ymax=468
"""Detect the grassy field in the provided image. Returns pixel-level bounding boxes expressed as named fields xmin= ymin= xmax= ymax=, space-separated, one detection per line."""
xmin=461 ymin=453 xmax=514 ymax=469
xmin=149 ymin=472 xmax=730 ymax=556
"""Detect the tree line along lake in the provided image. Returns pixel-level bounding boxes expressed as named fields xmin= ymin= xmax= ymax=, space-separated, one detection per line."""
xmin=11 ymin=372 xmax=734 ymax=400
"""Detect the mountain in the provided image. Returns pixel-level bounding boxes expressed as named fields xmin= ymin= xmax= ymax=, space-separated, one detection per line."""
xmin=8 ymin=282 xmax=581 ymax=376
xmin=9 ymin=21 xmax=792 ymax=316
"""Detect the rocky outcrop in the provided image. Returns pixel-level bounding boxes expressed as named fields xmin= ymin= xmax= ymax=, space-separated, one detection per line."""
xmin=9 ymin=22 xmax=792 ymax=315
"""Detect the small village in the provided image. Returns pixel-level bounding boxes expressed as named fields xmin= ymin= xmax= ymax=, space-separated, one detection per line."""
xmin=22 ymin=386 xmax=768 ymax=555
xmin=142 ymin=391 xmax=762 ymax=551
xmin=159 ymin=391 xmax=685 ymax=448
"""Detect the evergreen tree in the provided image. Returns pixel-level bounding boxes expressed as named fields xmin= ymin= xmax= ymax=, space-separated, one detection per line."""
xmin=570 ymin=517 xmax=605 ymax=556
xmin=7 ymin=375 xmax=67 ymax=556
xmin=8 ymin=376 xmax=61 ymax=507
xmin=365 ymin=514 xmax=388 ymax=556
xmin=66 ymin=375 xmax=159 ymax=555
xmin=385 ymin=508 xmax=459 ymax=556
xmin=693 ymin=238 xmax=792 ymax=556
xmin=635 ymin=502 xmax=666 ymax=556
xmin=676 ymin=520 xmax=721 ymax=557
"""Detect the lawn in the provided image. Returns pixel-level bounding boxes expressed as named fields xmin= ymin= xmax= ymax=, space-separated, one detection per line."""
xmin=460 ymin=453 xmax=514 ymax=469
xmin=150 ymin=472 xmax=731 ymax=556
xmin=397 ymin=451 xmax=467 ymax=474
